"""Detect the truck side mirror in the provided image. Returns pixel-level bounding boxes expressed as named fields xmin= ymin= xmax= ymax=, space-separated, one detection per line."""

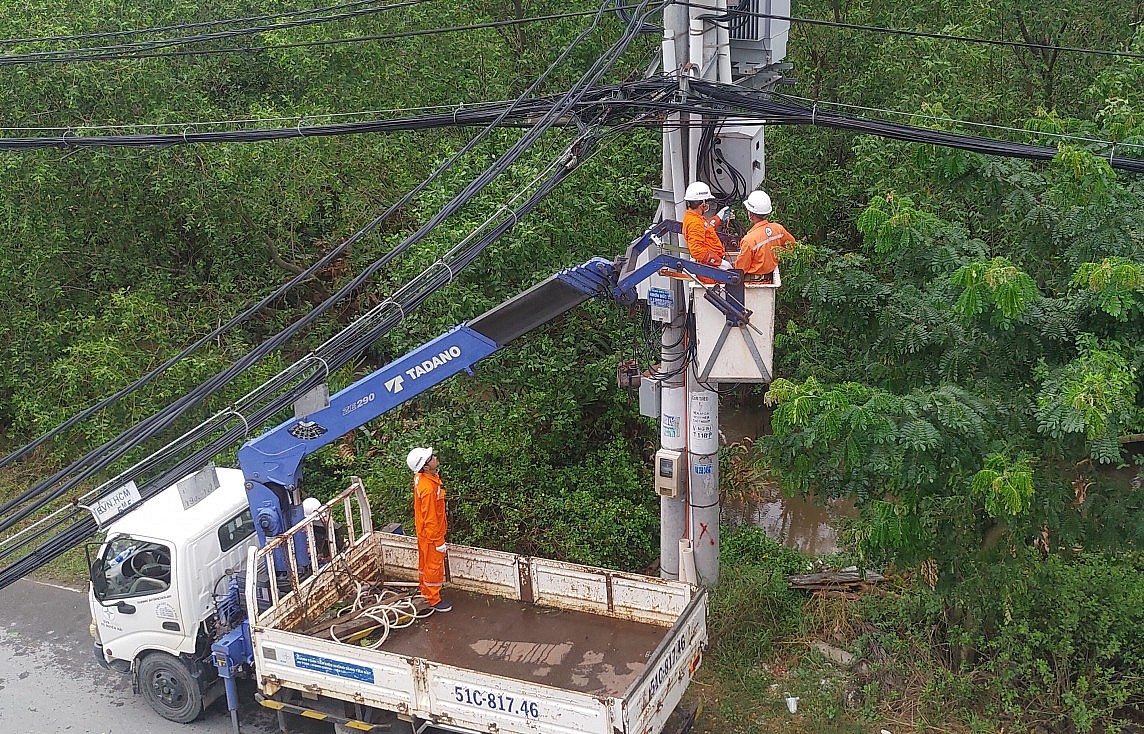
xmin=90 ymin=561 xmax=108 ymax=599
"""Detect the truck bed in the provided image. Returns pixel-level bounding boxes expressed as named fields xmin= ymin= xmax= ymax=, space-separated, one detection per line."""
xmin=378 ymin=588 xmax=666 ymax=696
xmin=247 ymin=479 xmax=706 ymax=734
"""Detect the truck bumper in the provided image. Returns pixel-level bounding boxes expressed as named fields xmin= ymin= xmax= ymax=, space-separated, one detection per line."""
xmin=92 ymin=643 xmax=131 ymax=673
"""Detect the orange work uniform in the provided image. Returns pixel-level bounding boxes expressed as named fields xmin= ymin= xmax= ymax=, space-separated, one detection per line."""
xmin=413 ymin=470 xmax=447 ymax=605
xmin=733 ymin=219 xmax=795 ymax=275
xmin=682 ymin=208 xmax=727 ymax=267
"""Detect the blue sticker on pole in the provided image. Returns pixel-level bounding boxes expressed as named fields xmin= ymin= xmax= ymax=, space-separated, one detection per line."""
xmin=694 ymin=464 xmax=712 ymax=475
xmin=648 ymin=288 xmax=672 ymax=308
xmin=292 ymin=652 xmax=375 ymax=683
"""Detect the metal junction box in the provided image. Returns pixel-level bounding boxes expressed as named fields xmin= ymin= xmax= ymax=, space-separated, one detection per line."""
xmin=713 ymin=123 xmax=766 ymax=193
xmin=639 ymin=375 xmax=661 ymax=418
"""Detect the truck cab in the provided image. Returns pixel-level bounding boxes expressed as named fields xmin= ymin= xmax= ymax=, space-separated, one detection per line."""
xmin=88 ymin=466 xmax=257 ymax=721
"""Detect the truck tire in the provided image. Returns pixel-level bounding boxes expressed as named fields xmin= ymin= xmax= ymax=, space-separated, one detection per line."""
xmin=138 ymin=652 xmax=205 ymax=724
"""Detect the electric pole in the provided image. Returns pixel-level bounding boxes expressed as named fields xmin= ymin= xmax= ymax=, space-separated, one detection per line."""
xmin=646 ymin=0 xmax=790 ymax=587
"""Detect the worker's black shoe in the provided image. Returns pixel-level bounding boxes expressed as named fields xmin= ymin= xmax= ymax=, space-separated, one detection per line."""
xmin=431 ymin=600 xmax=453 ymax=613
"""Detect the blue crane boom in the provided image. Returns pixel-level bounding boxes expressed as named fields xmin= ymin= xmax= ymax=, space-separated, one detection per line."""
xmin=236 ymin=222 xmax=744 ymax=555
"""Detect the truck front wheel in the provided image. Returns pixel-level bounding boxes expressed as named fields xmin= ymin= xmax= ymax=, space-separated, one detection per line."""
xmin=138 ymin=652 xmax=205 ymax=723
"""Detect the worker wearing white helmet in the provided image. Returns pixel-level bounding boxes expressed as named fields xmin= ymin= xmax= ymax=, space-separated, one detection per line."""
xmin=407 ymin=446 xmax=452 ymax=613
xmin=682 ymin=181 xmax=734 ymax=268
xmin=733 ymin=189 xmax=796 ymax=277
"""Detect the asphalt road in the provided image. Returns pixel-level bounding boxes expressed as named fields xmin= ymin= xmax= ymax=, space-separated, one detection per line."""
xmin=0 ymin=578 xmax=325 ymax=734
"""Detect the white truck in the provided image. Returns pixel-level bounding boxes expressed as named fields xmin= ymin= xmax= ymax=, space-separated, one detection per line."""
xmin=87 ymin=244 xmax=749 ymax=733
xmin=88 ymin=468 xmax=707 ymax=734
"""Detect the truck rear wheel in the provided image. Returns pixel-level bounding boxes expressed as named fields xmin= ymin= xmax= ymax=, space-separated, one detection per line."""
xmin=138 ymin=652 xmax=204 ymax=723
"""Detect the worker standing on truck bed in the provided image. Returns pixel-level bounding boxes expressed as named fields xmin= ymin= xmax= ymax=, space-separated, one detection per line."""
xmin=407 ymin=446 xmax=452 ymax=613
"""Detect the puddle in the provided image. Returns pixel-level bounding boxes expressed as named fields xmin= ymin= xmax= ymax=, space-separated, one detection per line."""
xmin=720 ymin=403 xmax=854 ymax=556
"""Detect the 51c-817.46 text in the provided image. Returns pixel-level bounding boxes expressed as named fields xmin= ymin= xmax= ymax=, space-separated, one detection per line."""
xmin=453 ymin=685 xmax=540 ymax=719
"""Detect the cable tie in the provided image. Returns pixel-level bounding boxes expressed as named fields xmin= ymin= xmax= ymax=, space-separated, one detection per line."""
xmin=1109 ymin=141 xmax=1116 ymax=164
xmin=225 ymin=408 xmax=250 ymax=439
xmin=182 ymin=127 xmax=190 ymax=145
xmin=297 ymin=115 xmax=308 ymax=139
xmin=811 ymin=102 xmax=818 ymax=127
xmin=437 ymin=259 xmax=456 ymax=283
xmin=309 ymin=355 xmax=330 ymax=382
xmin=380 ymin=299 xmax=407 ymax=321
xmin=499 ymin=204 xmax=519 ymax=229
xmin=454 ymin=102 xmax=464 ymax=126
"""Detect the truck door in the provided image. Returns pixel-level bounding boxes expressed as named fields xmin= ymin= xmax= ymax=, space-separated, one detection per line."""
xmin=90 ymin=536 xmax=184 ymax=662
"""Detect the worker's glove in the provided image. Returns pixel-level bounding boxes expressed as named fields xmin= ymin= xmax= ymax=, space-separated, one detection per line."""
xmin=717 ymin=206 xmax=733 ymax=221
xmin=436 ymin=543 xmax=448 ymax=554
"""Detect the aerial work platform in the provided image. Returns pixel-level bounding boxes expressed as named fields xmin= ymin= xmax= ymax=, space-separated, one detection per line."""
xmin=690 ymin=271 xmax=780 ymax=383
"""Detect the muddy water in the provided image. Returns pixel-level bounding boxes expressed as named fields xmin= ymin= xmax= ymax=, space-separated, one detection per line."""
xmin=720 ymin=404 xmax=855 ymax=556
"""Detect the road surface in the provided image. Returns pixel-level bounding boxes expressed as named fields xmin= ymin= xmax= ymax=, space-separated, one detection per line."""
xmin=0 ymin=578 xmax=324 ymax=734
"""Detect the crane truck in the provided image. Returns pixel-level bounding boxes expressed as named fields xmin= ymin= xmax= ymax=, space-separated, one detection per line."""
xmin=84 ymin=223 xmax=776 ymax=734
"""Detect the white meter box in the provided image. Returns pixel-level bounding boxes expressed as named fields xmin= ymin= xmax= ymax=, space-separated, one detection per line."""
xmin=654 ymin=449 xmax=683 ymax=497
xmin=691 ymin=274 xmax=780 ymax=383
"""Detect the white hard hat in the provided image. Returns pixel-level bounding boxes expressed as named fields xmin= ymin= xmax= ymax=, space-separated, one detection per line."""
xmin=743 ymin=190 xmax=772 ymax=216
xmin=684 ymin=181 xmax=713 ymax=201
xmin=406 ymin=446 xmax=433 ymax=473
xmin=302 ymin=497 xmax=321 ymax=516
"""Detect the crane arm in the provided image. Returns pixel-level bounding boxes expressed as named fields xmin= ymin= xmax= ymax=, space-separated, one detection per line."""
xmin=237 ymin=244 xmax=740 ymax=546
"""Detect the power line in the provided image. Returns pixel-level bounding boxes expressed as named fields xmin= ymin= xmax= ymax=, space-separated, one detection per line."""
xmin=689 ymin=80 xmax=1144 ymax=173
xmin=679 ymin=1 xmax=1144 ymax=61
xmin=0 ymin=8 xmax=613 ymax=65
xmin=3 ymin=79 xmax=1142 ymax=176
xmin=0 ymin=0 xmax=443 ymax=63
xmin=776 ymin=92 xmax=1144 ymax=152
xmin=0 ymin=0 xmax=425 ymax=46
xmin=0 ymin=0 xmax=667 ymax=588
xmin=0 ymin=101 xmax=507 ymax=133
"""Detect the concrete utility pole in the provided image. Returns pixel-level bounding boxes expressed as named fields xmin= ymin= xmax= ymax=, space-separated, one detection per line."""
xmin=647 ymin=1 xmax=790 ymax=587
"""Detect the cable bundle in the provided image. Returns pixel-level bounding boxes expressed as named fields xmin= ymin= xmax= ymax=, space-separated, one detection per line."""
xmin=328 ymin=582 xmax=431 ymax=648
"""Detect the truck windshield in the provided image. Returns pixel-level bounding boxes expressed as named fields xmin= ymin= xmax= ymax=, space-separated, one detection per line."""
xmin=92 ymin=537 xmax=172 ymax=602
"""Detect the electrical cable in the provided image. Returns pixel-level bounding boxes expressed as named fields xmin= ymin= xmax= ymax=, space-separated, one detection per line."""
xmin=0 ymin=9 xmax=649 ymax=477
xmin=0 ymin=0 xmax=664 ymax=589
xmin=0 ymin=95 xmax=664 ymax=579
xmin=677 ymin=0 xmax=1144 ymax=61
xmin=5 ymin=75 xmax=1140 ymax=175
xmin=0 ymin=0 xmax=425 ymax=46
xmin=0 ymin=0 xmax=446 ymax=63
xmin=9 ymin=6 xmax=1141 ymax=585
xmin=1 ymin=4 xmax=625 ymax=518
xmin=688 ymin=79 xmax=1144 ymax=174
xmin=0 ymin=7 xmax=623 ymax=65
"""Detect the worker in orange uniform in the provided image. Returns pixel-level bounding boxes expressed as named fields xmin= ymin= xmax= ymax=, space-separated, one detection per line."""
xmin=407 ymin=446 xmax=452 ymax=613
xmin=733 ymin=189 xmax=796 ymax=278
xmin=681 ymin=181 xmax=734 ymax=268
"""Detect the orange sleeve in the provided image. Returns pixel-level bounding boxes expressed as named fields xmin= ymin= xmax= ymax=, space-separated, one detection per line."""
xmin=683 ymin=212 xmax=725 ymax=266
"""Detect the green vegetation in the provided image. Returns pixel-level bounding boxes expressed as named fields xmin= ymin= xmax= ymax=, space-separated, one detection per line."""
xmin=1 ymin=0 xmax=1142 ymax=731
xmin=694 ymin=526 xmax=1144 ymax=734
